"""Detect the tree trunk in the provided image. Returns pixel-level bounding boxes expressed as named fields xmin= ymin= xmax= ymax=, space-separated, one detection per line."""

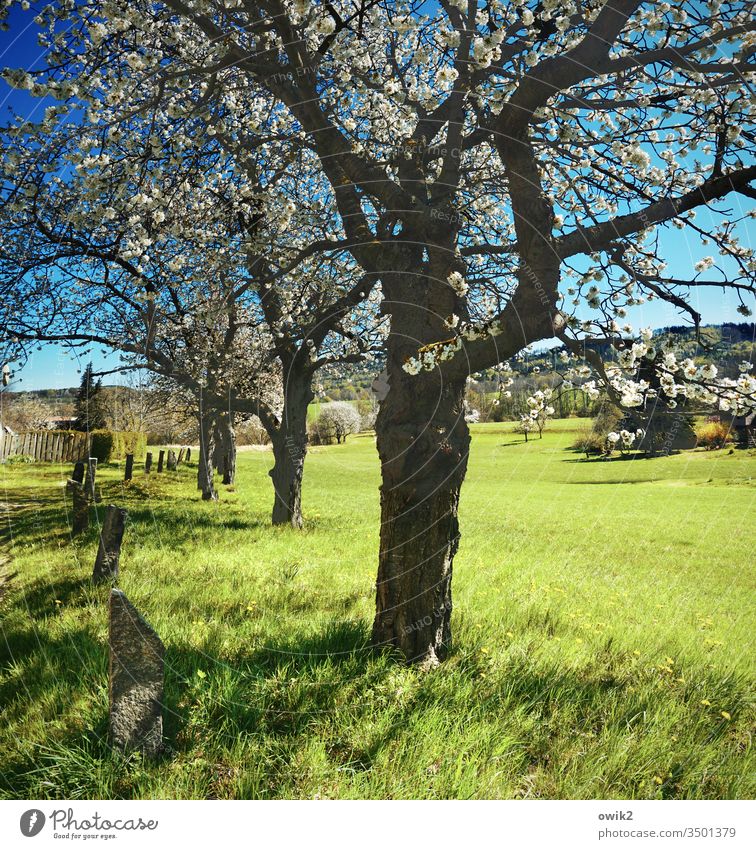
xmin=371 ymin=265 xmax=471 ymax=666
xmin=197 ymin=408 xmax=217 ymax=501
xmin=212 ymin=414 xmax=236 ymax=485
xmin=269 ymin=374 xmax=311 ymax=529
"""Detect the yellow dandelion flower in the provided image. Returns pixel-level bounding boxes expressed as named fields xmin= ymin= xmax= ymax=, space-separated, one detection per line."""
xmin=654 ymin=776 xmax=663 ymax=785
xmin=700 ymin=699 xmax=711 ymax=706
xmin=721 ymin=711 xmax=731 ymax=721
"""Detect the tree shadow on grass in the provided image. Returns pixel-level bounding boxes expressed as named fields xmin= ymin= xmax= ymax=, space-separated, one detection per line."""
xmin=1 ymin=571 xmax=750 ymax=800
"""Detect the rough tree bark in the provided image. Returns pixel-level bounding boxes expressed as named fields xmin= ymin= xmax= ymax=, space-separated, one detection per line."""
xmin=212 ymin=413 xmax=236 ymax=486
xmin=197 ymin=407 xmax=217 ymax=501
xmin=371 ymin=266 xmax=470 ymax=667
xmin=268 ymin=373 xmax=312 ymax=529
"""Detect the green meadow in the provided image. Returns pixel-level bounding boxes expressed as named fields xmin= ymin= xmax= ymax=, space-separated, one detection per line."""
xmin=0 ymin=420 xmax=754 ymax=799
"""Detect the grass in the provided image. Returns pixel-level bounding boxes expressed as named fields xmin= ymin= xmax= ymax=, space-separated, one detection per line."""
xmin=0 ymin=419 xmax=754 ymax=799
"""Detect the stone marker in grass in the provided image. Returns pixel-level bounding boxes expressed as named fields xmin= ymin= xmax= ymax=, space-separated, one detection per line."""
xmin=108 ymin=588 xmax=164 ymax=757
xmin=145 ymin=452 xmax=153 ymax=474
xmin=166 ymin=449 xmax=177 ymax=471
xmin=84 ymin=457 xmax=98 ymax=501
xmin=157 ymin=450 xmax=165 ymax=473
xmin=93 ymin=505 xmax=127 ymax=583
xmin=186 ymin=447 xmax=191 ymax=463
xmin=124 ymin=454 xmax=134 ymax=481
xmin=67 ymin=480 xmax=89 ymax=536
xmin=72 ymin=461 xmax=85 ymax=484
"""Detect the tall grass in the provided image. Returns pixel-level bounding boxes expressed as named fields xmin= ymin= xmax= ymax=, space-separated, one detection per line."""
xmin=0 ymin=421 xmax=753 ymax=799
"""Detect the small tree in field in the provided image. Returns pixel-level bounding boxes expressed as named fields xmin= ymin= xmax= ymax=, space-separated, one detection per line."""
xmin=73 ymin=362 xmax=106 ymax=432
xmin=525 ymin=389 xmax=556 ymax=439
xmin=315 ymin=402 xmax=362 ymax=444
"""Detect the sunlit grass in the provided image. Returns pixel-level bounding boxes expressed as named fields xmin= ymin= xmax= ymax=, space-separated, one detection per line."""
xmin=0 ymin=420 xmax=753 ymax=799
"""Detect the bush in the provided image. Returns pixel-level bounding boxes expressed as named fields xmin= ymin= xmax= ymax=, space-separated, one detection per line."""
xmin=591 ymin=402 xmax=624 ymax=437
xmin=571 ymin=428 xmax=607 ymax=458
xmin=235 ymin=416 xmax=271 ymax=445
xmin=89 ymin=430 xmax=147 ymax=462
xmin=695 ymin=421 xmax=731 ymax=450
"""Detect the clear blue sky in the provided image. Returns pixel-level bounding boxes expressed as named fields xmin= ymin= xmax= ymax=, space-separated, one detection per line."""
xmin=0 ymin=7 xmax=752 ymax=390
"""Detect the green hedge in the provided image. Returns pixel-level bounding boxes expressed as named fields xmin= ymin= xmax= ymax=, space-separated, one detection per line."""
xmin=89 ymin=430 xmax=147 ymax=463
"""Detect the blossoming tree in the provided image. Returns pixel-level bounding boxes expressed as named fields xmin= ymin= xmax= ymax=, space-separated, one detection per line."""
xmin=0 ymin=119 xmax=380 ymax=518
xmin=2 ymin=0 xmax=754 ymax=663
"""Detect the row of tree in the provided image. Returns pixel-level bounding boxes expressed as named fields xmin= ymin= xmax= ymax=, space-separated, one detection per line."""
xmin=0 ymin=0 xmax=754 ymax=664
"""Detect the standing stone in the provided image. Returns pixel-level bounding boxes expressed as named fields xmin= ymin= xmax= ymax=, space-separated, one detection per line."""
xmin=72 ymin=461 xmax=85 ymax=484
xmin=166 ymin=449 xmax=177 ymax=471
xmin=92 ymin=505 xmax=127 ymax=583
xmin=66 ymin=480 xmax=89 ymax=536
xmin=144 ymin=452 xmax=153 ymax=474
xmin=185 ymin=447 xmax=191 ymax=463
xmin=124 ymin=454 xmax=134 ymax=481
xmin=108 ymin=589 xmax=164 ymax=757
xmin=157 ymin=450 xmax=165 ymax=473
xmin=177 ymin=448 xmax=185 ymax=466
xmin=85 ymin=457 xmax=98 ymax=501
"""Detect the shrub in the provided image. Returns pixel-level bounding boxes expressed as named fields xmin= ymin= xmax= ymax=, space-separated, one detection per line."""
xmin=89 ymin=430 xmax=147 ymax=462
xmin=235 ymin=415 xmax=271 ymax=445
xmin=571 ymin=428 xmax=606 ymax=458
xmin=695 ymin=421 xmax=731 ymax=450
xmin=5 ymin=454 xmax=35 ymax=464
xmin=591 ymin=402 xmax=624 ymax=437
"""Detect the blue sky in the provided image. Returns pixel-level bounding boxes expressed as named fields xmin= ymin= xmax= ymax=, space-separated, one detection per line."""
xmin=0 ymin=6 xmax=752 ymax=390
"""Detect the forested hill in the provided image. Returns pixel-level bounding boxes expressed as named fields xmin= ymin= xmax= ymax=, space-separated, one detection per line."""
xmin=6 ymin=323 xmax=755 ymax=404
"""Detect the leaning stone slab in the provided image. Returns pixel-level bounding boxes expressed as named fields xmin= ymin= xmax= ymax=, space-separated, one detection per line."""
xmin=166 ymin=449 xmax=177 ymax=471
xmin=108 ymin=589 xmax=164 ymax=757
xmin=85 ymin=457 xmax=98 ymax=502
xmin=66 ymin=479 xmax=89 ymax=536
xmin=92 ymin=505 xmax=127 ymax=583
xmin=72 ymin=461 xmax=85 ymax=484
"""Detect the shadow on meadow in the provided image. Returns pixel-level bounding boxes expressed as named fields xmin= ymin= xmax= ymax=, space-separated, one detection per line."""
xmin=0 ymin=477 xmax=271 ymax=555
xmin=2 ymin=569 xmax=749 ymax=800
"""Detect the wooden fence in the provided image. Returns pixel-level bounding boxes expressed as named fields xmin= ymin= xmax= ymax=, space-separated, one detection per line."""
xmin=0 ymin=429 xmax=91 ymax=463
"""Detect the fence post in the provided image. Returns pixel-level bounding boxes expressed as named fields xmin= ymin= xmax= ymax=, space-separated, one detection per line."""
xmin=85 ymin=457 xmax=98 ymax=502
xmin=92 ymin=505 xmax=127 ymax=583
xmin=66 ymin=480 xmax=89 ymax=536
